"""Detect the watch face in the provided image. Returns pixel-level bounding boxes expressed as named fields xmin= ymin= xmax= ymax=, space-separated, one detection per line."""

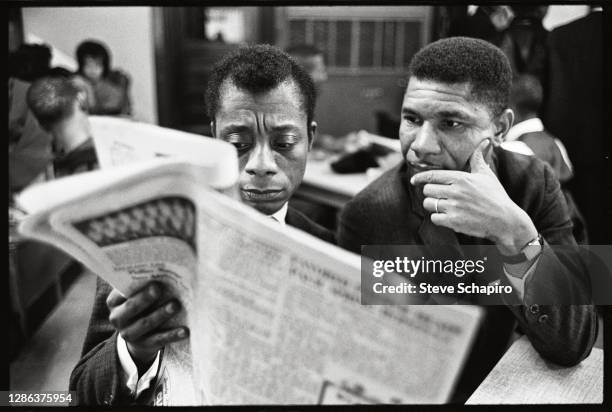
xmin=523 ymin=242 xmax=543 ymax=261
xmin=528 ymin=234 xmax=544 ymax=246
xmin=501 ymin=235 xmax=542 ymax=265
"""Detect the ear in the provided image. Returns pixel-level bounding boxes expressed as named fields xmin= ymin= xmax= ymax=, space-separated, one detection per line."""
xmin=308 ymin=121 xmax=317 ymax=151
xmin=76 ymin=91 xmax=89 ymax=112
xmin=210 ymin=120 xmax=216 ymax=138
xmin=491 ymin=108 xmax=514 ymax=144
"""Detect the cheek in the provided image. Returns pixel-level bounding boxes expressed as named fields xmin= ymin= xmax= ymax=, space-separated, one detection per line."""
xmin=444 ymin=139 xmax=478 ymax=169
xmin=399 ymin=123 xmax=415 ymax=155
xmin=279 ymin=148 xmax=308 ymax=185
xmin=237 ymin=154 xmax=249 ymax=170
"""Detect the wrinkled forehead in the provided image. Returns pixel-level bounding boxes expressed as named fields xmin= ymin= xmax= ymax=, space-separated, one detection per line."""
xmin=404 ymin=77 xmax=494 ymax=118
xmin=216 ymin=79 xmax=307 ymax=121
xmin=405 ymin=77 xmax=474 ymax=98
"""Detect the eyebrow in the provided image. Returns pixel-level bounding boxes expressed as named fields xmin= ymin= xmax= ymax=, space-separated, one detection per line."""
xmin=268 ymin=123 xmax=300 ymax=133
xmin=401 ymin=107 xmax=474 ymax=122
xmin=436 ymin=110 xmax=473 ymax=121
xmin=219 ymin=124 xmax=251 ymax=135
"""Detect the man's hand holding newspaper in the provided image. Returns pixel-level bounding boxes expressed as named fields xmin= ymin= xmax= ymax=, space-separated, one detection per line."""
xmin=107 ymin=282 xmax=188 ymax=372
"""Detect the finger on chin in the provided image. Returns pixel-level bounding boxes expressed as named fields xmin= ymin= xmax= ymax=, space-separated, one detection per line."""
xmin=410 ymin=170 xmax=463 ymax=185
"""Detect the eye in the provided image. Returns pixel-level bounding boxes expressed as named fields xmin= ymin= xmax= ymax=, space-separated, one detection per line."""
xmin=403 ymin=114 xmax=422 ymax=125
xmin=440 ymin=119 xmax=463 ymax=130
xmin=231 ymin=142 xmax=251 ymax=151
xmin=273 ymin=135 xmax=299 ymax=150
xmin=274 ymin=141 xmax=296 ymax=150
xmin=223 ymin=134 xmax=252 ymax=152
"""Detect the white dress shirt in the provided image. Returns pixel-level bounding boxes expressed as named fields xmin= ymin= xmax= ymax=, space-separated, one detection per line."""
xmin=269 ymin=202 xmax=288 ymax=226
xmin=117 ymin=333 xmax=161 ymax=398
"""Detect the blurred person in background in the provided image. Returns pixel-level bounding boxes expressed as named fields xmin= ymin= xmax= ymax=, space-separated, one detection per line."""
xmin=447 ymin=5 xmax=514 ymax=46
xmin=505 ymin=74 xmax=587 ymax=243
xmin=75 ymin=39 xmax=132 ymax=117
xmin=285 ymin=44 xmax=396 ymax=167
xmin=286 ymin=43 xmax=371 ymax=157
xmin=285 ymin=43 xmax=391 ymax=229
xmin=9 ymin=75 xmax=53 ymax=194
xmin=9 ymin=43 xmax=90 ymax=194
xmin=285 ymin=44 xmax=328 ymax=94
xmin=27 ymin=75 xmax=98 ymax=177
xmin=497 ymin=6 xmax=550 ymax=94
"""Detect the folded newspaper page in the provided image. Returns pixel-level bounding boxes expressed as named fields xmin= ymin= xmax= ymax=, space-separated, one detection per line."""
xmin=16 ymin=119 xmax=483 ymax=405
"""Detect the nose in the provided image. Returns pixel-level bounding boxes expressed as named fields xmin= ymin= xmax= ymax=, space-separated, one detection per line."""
xmin=245 ymin=142 xmax=278 ymax=177
xmin=410 ymin=121 xmax=440 ymax=157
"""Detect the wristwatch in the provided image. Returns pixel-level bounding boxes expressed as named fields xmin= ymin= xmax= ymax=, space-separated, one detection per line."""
xmin=500 ymin=234 xmax=543 ymax=265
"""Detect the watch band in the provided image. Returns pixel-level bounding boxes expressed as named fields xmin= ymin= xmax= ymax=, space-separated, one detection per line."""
xmin=501 ymin=234 xmax=543 ymax=264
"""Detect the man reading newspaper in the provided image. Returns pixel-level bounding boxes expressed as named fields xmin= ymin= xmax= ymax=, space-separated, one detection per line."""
xmin=69 ymin=45 xmax=334 ymax=405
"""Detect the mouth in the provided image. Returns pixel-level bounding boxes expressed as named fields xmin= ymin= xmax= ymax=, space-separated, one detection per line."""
xmin=241 ymin=188 xmax=285 ymax=202
xmin=407 ymin=160 xmax=443 ymax=172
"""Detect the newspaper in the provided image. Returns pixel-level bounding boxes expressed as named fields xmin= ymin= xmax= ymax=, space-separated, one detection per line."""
xmin=16 ymin=118 xmax=483 ymax=404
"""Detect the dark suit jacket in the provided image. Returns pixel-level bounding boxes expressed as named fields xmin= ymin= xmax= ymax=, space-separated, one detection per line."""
xmin=53 ymin=138 xmax=98 ymax=178
xmin=337 ymin=147 xmax=597 ymax=402
xmin=69 ymin=206 xmax=334 ymax=405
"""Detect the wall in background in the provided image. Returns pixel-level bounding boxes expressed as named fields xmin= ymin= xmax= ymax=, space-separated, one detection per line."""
xmin=22 ymin=7 xmax=158 ymax=124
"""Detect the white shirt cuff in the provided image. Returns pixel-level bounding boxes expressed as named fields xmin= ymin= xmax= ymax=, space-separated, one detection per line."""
xmin=116 ymin=333 xmax=161 ymax=398
xmin=503 ymin=256 xmax=540 ymax=301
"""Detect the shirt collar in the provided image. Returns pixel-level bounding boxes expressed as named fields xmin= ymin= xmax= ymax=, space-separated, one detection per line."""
xmin=505 ymin=118 xmax=544 ymax=142
xmin=269 ymin=202 xmax=288 ymax=226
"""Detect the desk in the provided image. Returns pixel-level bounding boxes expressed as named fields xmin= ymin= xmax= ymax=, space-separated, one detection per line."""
xmin=297 ymin=133 xmax=402 ymax=209
xmin=298 ymin=160 xmax=376 ymax=209
xmin=466 ymin=335 xmax=603 ymax=404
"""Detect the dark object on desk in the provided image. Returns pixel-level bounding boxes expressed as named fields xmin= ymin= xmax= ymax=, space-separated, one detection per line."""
xmin=330 ymin=144 xmax=395 ymax=174
xmin=331 ymin=148 xmax=379 ymax=174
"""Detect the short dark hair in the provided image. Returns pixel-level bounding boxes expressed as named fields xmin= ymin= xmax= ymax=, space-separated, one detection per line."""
xmin=76 ymin=40 xmax=111 ymax=77
xmin=47 ymin=66 xmax=74 ymax=78
xmin=27 ymin=76 xmax=83 ymax=131
xmin=9 ymin=44 xmax=52 ymax=82
xmin=408 ymin=37 xmax=512 ymax=117
xmin=205 ymin=44 xmax=316 ymax=126
xmin=510 ymin=74 xmax=543 ymax=115
xmin=285 ymin=44 xmax=323 ymax=59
